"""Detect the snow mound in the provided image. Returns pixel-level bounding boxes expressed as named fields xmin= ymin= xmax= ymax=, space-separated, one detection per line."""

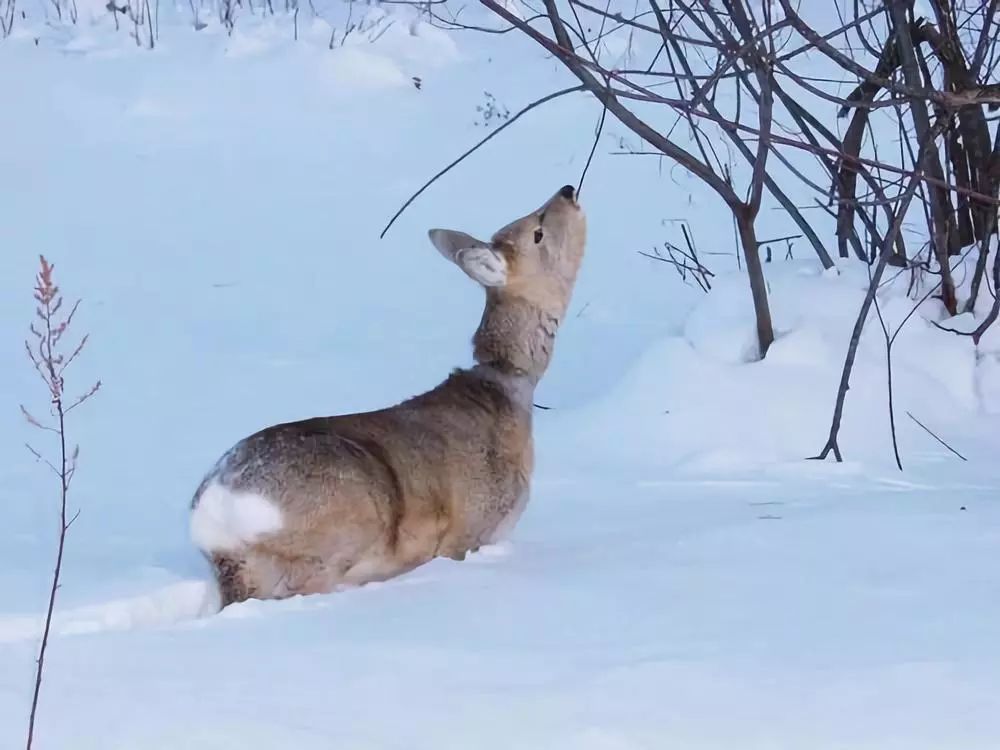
xmin=549 ymin=258 xmax=993 ymax=473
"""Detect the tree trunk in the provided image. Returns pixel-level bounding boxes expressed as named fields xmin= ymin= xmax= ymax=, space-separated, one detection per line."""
xmin=736 ymin=208 xmax=775 ymax=359
xmin=890 ymin=0 xmax=959 ymax=314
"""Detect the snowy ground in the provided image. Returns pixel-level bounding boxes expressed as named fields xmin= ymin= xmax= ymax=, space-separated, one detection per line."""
xmin=2 ymin=2 xmax=1000 ymax=748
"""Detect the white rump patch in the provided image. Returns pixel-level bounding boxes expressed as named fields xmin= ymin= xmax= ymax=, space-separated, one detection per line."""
xmin=190 ymin=481 xmax=284 ymax=553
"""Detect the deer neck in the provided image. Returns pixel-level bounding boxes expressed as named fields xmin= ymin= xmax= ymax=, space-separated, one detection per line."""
xmin=472 ymin=291 xmax=563 ymax=387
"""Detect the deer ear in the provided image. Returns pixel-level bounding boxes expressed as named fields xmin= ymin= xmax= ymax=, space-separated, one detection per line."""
xmin=427 ymin=229 xmax=508 ymax=287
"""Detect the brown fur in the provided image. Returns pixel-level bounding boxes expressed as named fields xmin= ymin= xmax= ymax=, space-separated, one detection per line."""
xmin=190 ymin=185 xmax=586 ymax=606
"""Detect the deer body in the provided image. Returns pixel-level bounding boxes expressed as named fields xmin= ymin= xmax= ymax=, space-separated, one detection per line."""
xmin=189 ymin=185 xmax=586 ymax=607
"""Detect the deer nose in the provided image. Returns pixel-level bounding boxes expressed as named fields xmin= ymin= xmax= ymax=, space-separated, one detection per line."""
xmin=559 ymin=184 xmax=576 ymax=200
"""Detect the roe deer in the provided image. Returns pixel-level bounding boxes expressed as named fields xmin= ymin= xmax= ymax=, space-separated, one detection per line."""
xmin=189 ymin=184 xmax=586 ymax=607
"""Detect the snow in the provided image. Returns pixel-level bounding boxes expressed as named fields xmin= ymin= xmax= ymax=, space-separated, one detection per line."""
xmin=2 ymin=1 xmax=1000 ymax=748
xmin=0 ymin=581 xmax=219 ymax=644
xmin=556 ymin=258 xmax=996 ymax=474
xmin=190 ymin=481 xmax=285 ymax=553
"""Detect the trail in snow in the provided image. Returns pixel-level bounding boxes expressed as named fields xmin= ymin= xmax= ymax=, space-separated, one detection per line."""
xmin=0 ymin=580 xmax=220 ymax=644
xmin=0 ymin=541 xmax=520 ymax=644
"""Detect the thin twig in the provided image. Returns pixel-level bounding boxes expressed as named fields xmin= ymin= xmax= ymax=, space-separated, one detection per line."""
xmin=577 ymin=79 xmax=609 ymax=197
xmin=380 ymin=85 xmax=585 ymax=239
xmin=905 ymin=411 xmax=968 ymax=461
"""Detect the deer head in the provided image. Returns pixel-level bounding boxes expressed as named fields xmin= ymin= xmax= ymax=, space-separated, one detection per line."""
xmin=428 ymin=185 xmax=586 ymax=380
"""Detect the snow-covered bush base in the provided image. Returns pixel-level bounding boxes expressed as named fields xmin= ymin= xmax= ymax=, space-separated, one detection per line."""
xmin=551 ymin=253 xmax=1000 ymax=474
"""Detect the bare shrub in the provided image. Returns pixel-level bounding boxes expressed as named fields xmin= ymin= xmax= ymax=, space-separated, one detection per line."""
xmin=457 ymin=0 xmax=999 ymax=460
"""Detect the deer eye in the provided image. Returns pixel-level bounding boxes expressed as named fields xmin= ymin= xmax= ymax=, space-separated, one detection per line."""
xmin=534 ymin=228 xmax=544 ymax=244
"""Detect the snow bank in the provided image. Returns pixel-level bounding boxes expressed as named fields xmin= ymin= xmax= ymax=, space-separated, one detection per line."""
xmin=548 ymin=255 xmax=999 ymax=474
xmin=5 ymin=0 xmax=458 ymax=86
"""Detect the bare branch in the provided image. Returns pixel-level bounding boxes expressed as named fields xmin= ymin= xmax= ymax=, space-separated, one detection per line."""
xmin=379 ymin=84 xmax=585 ymax=238
xmin=815 ymin=117 xmax=951 ymax=462
xmin=906 ymin=410 xmax=969 ymax=460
